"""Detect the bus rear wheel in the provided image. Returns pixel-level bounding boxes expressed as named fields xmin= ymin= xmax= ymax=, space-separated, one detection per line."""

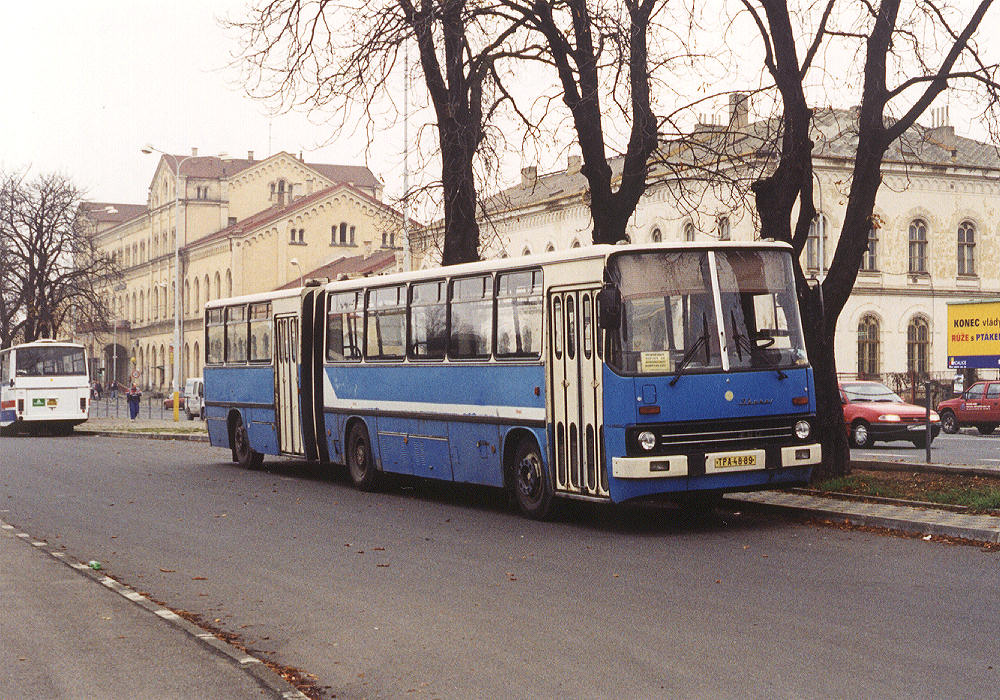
xmin=511 ymin=439 xmax=553 ymax=520
xmin=232 ymin=415 xmax=263 ymax=469
xmin=347 ymin=422 xmax=379 ymax=490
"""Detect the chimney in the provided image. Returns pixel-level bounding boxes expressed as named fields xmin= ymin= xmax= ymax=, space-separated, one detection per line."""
xmin=521 ymin=166 xmax=538 ymax=188
xmin=728 ymin=93 xmax=749 ymax=130
xmin=566 ymin=155 xmax=582 ymax=175
xmin=247 ymin=150 xmax=255 ymax=162
xmin=191 ymin=147 xmax=199 ymax=156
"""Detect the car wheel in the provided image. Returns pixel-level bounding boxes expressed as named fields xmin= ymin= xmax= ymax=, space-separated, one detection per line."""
xmin=232 ymin=415 xmax=263 ymax=469
xmin=940 ymin=410 xmax=958 ymax=434
xmin=975 ymin=423 xmax=996 ymax=435
xmin=511 ymin=439 xmax=553 ymax=519
xmin=347 ymin=422 xmax=379 ymax=490
xmin=851 ymin=420 xmax=873 ymax=448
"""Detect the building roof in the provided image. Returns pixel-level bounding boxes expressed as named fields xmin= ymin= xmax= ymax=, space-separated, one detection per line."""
xmin=480 ymin=106 xmax=1000 ymax=216
xmin=80 ymin=201 xmax=148 ymax=225
xmin=159 ymin=153 xmax=382 ymax=191
xmin=274 ymin=250 xmax=398 ymax=290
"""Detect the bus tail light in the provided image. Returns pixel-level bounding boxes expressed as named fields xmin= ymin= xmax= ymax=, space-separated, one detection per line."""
xmin=17 ymin=398 xmax=23 ymax=414
xmin=638 ymin=405 xmax=660 ymax=415
xmin=792 ymin=396 xmax=809 ymax=406
xmin=81 ymin=397 xmax=88 ymax=412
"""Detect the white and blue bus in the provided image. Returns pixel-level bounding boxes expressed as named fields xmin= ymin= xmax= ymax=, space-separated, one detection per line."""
xmin=204 ymin=242 xmax=821 ymax=517
xmin=1 ymin=339 xmax=91 ymax=435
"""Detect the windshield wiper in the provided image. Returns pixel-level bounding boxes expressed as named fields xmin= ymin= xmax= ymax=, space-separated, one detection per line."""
xmin=731 ymin=310 xmax=787 ymax=379
xmin=670 ymin=313 xmax=711 ymax=386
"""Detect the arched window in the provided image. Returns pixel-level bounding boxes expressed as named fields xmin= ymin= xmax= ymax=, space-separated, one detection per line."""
xmin=214 ymin=272 xmax=221 ymax=299
xmin=907 ymin=316 xmax=930 ymax=377
xmin=571 ymin=239 xmax=582 ymax=248
xmin=522 ymin=247 xmax=531 ymax=256
xmin=139 ymin=242 xmax=144 ymax=262
xmin=139 ymin=290 xmax=145 ymax=322
xmin=683 ymin=222 xmax=696 ymax=241
xmin=807 ymin=214 xmax=827 ymax=272
xmin=958 ymin=221 xmax=976 ymax=276
xmin=193 ymin=341 xmax=200 ymax=376
xmin=184 ymin=280 xmax=190 ymax=314
xmin=651 ymin=228 xmax=662 ymax=242
xmin=908 ymin=219 xmax=928 ymax=273
xmin=545 ymin=242 xmax=555 ymax=253
xmin=857 ymin=315 xmax=880 ymax=378
xmin=204 ymin=274 xmax=211 ymax=303
xmin=225 ymin=269 xmax=232 ymax=297
xmin=193 ymin=277 xmax=200 ymax=311
xmin=717 ymin=216 xmax=731 ymax=240
xmin=183 ymin=343 xmax=190 ymax=381
xmin=131 ymin=292 xmax=137 ymax=322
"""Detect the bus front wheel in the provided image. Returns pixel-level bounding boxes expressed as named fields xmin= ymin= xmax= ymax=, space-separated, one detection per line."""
xmin=511 ymin=439 xmax=553 ymax=520
xmin=232 ymin=415 xmax=263 ymax=469
xmin=347 ymin=422 xmax=379 ymax=491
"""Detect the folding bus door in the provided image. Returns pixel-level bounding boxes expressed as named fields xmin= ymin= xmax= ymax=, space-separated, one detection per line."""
xmin=549 ymin=287 xmax=608 ymax=498
xmin=274 ymin=314 xmax=303 ymax=455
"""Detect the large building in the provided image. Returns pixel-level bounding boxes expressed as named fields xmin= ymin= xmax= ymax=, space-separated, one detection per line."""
xmin=82 ymin=150 xmax=409 ymax=390
xmin=413 ymin=102 xmax=1000 ymax=383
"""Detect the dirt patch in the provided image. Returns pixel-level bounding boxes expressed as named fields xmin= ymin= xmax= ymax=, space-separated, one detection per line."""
xmin=816 ymin=468 xmax=1000 ymax=513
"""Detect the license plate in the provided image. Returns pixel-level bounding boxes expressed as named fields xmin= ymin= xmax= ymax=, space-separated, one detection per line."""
xmin=715 ymin=455 xmax=757 ymax=468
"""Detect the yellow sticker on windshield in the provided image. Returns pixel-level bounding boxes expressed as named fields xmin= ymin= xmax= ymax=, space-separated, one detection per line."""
xmin=640 ymin=351 xmax=672 ymax=373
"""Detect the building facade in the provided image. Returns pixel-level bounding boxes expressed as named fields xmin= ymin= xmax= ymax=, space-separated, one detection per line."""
xmin=413 ymin=106 xmax=1000 ymax=383
xmin=82 ymin=150 xmax=408 ymax=391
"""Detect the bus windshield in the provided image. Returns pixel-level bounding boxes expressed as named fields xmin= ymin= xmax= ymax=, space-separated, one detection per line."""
xmin=605 ymin=249 xmax=807 ymax=375
xmin=607 ymin=251 xmax=722 ymax=374
xmin=15 ymin=345 xmax=87 ymax=377
xmin=716 ymin=249 xmax=808 ymax=371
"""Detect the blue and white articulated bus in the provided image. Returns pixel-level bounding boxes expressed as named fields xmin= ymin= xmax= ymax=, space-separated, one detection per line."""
xmin=204 ymin=242 xmax=821 ymax=518
xmin=1 ymin=340 xmax=91 ymax=435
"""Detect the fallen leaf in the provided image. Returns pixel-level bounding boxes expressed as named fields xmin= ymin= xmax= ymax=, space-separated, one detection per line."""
xmin=159 ymin=568 xmax=176 ymax=573
xmin=192 ymin=576 xmax=207 ymax=581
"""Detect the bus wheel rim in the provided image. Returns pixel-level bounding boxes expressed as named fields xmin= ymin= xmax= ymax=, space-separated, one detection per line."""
xmin=518 ymin=455 xmax=540 ymax=500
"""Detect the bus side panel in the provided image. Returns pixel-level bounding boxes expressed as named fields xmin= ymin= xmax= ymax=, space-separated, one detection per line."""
xmin=204 ymin=366 xmax=277 ymax=453
xmin=375 ymin=415 xmax=415 ymax=475
xmin=449 ymin=422 xmax=501 ymax=486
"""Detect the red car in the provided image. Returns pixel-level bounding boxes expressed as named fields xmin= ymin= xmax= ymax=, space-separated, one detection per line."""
xmin=936 ymin=380 xmax=1000 ymax=435
xmin=840 ymin=381 xmax=940 ymax=448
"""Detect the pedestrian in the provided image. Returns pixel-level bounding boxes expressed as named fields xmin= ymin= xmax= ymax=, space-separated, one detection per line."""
xmin=126 ymin=382 xmax=142 ymax=421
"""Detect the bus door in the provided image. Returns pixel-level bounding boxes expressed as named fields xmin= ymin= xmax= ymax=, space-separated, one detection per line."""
xmin=549 ymin=287 xmax=608 ymax=498
xmin=274 ymin=314 xmax=303 ymax=455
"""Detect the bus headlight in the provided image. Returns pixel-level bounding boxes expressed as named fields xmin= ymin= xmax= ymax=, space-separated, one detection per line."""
xmin=638 ymin=431 xmax=656 ymax=451
xmin=794 ymin=420 xmax=811 ymax=440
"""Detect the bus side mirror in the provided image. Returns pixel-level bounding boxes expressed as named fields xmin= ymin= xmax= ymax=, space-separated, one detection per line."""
xmin=596 ymin=287 xmax=621 ymax=329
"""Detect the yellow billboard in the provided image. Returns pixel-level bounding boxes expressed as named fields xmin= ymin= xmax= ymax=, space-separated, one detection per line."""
xmin=947 ymin=301 xmax=1000 ymax=369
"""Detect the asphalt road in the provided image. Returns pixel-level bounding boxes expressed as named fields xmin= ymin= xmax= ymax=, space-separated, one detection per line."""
xmin=2 ymin=434 xmax=998 ymax=698
xmin=851 ymin=429 xmax=1000 ymax=470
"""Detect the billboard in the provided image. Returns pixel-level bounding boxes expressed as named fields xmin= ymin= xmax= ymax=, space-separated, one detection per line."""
xmin=947 ymin=300 xmax=1000 ymax=369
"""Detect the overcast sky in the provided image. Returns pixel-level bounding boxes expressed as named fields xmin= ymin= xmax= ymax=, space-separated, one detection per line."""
xmin=1 ymin=1 xmax=399 ymax=205
xmin=3 ymin=2 xmax=992 ymax=213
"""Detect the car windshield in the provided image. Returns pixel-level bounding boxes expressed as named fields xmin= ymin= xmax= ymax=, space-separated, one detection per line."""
xmin=15 ymin=345 xmax=87 ymax=376
xmin=842 ymin=382 xmax=903 ymax=403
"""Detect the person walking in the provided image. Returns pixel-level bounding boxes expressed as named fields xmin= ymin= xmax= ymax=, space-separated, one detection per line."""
xmin=126 ymin=383 xmax=142 ymax=421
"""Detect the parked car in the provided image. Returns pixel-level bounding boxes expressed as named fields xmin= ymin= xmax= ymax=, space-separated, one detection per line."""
xmin=162 ymin=394 xmax=186 ymax=411
xmin=183 ymin=377 xmax=205 ymax=421
xmin=840 ymin=381 xmax=940 ymax=448
xmin=936 ymin=380 xmax=1000 ymax=435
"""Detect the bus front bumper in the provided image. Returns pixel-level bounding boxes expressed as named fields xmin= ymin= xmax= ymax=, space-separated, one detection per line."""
xmin=612 ymin=443 xmax=821 ymax=479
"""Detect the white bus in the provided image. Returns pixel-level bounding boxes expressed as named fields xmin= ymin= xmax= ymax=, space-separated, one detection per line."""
xmin=0 ymin=340 xmax=91 ymax=435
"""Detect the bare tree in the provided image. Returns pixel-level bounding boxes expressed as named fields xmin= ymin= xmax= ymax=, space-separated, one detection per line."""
xmin=740 ymin=0 xmax=1000 ymax=477
xmin=0 ymin=170 xmax=120 ymax=346
xmin=496 ymin=0 xmax=663 ymax=244
xmin=231 ymin=0 xmax=533 ymax=265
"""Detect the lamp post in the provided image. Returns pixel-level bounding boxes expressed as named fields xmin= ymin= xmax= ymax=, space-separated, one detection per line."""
xmin=141 ymin=145 xmax=226 ymax=421
xmin=289 ymin=258 xmax=303 ymax=287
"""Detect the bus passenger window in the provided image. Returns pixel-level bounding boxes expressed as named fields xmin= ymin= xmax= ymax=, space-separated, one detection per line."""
xmin=582 ymin=294 xmax=593 ymax=359
xmin=566 ymin=296 xmax=577 ymax=360
xmin=248 ymin=302 xmax=272 ymax=362
xmin=552 ymin=297 xmax=563 ymax=360
xmin=409 ymin=281 xmax=446 ymax=359
xmin=366 ymin=286 xmax=406 ymax=360
xmin=225 ymin=305 xmax=248 ymax=363
xmin=206 ymin=308 xmax=225 ymax=364
xmin=449 ymin=275 xmax=492 ymax=359
xmin=497 ymin=270 xmax=542 ymax=358
xmin=327 ymin=292 xmax=363 ymax=362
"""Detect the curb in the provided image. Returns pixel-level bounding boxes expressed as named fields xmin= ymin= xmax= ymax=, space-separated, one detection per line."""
xmin=1 ymin=518 xmax=307 ymax=700
xmin=852 ymin=459 xmax=1000 ymax=479
xmin=728 ymin=492 xmax=1000 ymax=543
xmin=77 ymin=429 xmax=209 ymax=443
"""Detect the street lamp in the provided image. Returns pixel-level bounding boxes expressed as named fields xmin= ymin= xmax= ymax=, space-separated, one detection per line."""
xmin=141 ymin=145 xmax=227 ymax=421
xmin=289 ymin=258 xmax=304 ymax=287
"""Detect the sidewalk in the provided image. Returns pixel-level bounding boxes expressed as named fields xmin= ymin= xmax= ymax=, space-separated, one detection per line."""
xmin=77 ymin=415 xmax=209 ymax=442
xmin=1 ymin=519 xmax=305 ymax=699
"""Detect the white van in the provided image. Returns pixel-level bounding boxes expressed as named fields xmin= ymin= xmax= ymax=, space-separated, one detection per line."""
xmin=183 ymin=377 xmax=205 ymax=420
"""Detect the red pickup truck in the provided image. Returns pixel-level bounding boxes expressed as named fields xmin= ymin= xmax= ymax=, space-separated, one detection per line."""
xmin=937 ymin=380 xmax=1000 ymax=435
